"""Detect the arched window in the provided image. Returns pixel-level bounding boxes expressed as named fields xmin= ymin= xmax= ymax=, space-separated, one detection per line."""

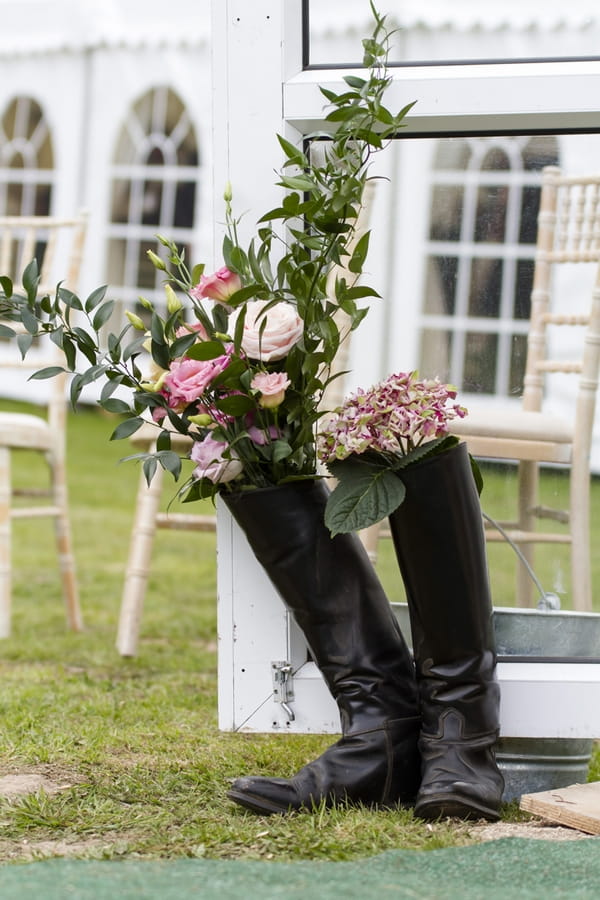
xmin=107 ymin=86 xmax=200 ymax=321
xmin=0 ymin=96 xmax=53 ymax=216
xmin=420 ymin=135 xmax=559 ymax=396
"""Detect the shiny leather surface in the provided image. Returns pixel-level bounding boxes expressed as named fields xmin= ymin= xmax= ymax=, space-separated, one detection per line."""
xmin=388 ymin=443 xmax=504 ymax=821
xmin=223 ymin=481 xmax=421 ymax=813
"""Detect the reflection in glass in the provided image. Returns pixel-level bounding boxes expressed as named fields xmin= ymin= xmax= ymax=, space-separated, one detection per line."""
xmin=424 ymin=256 xmax=457 ymax=316
xmin=422 ymin=134 xmax=559 ymax=396
xmin=306 ymin=2 xmax=600 ymax=67
xmin=463 ymin=331 xmax=498 ymax=394
xmin=468 ymin=259 xmax=502 ymax=318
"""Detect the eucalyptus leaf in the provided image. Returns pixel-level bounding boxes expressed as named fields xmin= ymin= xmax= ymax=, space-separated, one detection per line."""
xmin=110 ymin=417 xmax=145 ymax=441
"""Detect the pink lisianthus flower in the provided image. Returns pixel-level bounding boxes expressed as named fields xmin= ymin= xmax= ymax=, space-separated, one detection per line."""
xmin=250 ymin=371 xmax=291 ymax=408
xmin=190 ymin=434 xmax=243 ymax=484
xmin=229 ymin=299 xmax=303 ymax=362
xmin=247 ymin=424 xmax=280 ymax=446
xmin=163 ymin=355 xmax=230 ymax=409
xmin=190 ymin=267 xmax=242 ymax=305
xmin=175 ymin=321 xmax=209 ymax=342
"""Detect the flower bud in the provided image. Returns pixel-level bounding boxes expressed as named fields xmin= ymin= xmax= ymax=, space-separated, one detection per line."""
xmin=147 ymin=250 xmax=167 ymax=271
xmin=188 ymin=413 xmax=213 ymax=427
xmin=165 ymin=284 xmax=182 ymax=314
xmin=125 ymin=310 xmax=146 ymax=330
xmin=223 ymin=181 xmax=233 ymax=203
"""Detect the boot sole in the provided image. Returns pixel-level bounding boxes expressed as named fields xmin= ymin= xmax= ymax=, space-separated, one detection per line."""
xmin=415 ymin=794 xmax=501 ymax=822
xmin=227 ymin=788 xmax=293 ymax=816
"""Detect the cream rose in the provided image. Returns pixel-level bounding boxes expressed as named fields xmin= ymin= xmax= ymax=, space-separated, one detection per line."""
xmin=229 ymin=299 xmax=303 ymax=362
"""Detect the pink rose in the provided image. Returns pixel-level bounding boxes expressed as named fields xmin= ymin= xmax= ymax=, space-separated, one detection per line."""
xmin=250 ymin=371 xmax=291 ymax=408
xmin=190 ymin=434 xmax=243 ymax=484
xmin=163 ymin=355 xmax=230 ymax=409
xmin=190 ymin=267 xmax=242 ymax=304
xmin=229 ymin=300 xmax=303 ymax=362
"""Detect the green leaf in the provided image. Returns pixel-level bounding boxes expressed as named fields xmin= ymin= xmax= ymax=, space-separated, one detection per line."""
xmin=17 ymin=332 xmax=34 ymax=358
xmin=101 ymin=398 xmax=131 ymax=415
xmin=0 ymin=275 xmax=13 ymax=297
xmin=348 ymin=231 xmax=371 ymax=274
xmin=215 ymin=394 xmax=255 ymax=416
xmin=0 ymin=323 xmax=16 ymax=338
xmin=276 ymin=134 xmax=308 ymax=168
xmin=20 ymin=305 xmax=39 ymax=335
xmin=277 ymin=174 xmax=317 ymax=192
xmin=85 ymin=285 xmax=108 ymax=312
xmin=158 ymin=450 xmax=182 ymax=480
xmin=58 ymin=287 xmax=83 ymax=311
xmin=151 ymin=338 xmax=171 ymax=371
xmin=272 ymin=440 xmax=293 ymax=463
xmin=191 ymin=263 xmax=205 ymax=284
xmin=110 ymin=417 xmax=145 ymax=441
xmin=470 ymin=454 xmax=484 ymax=495
xmin=28 ymin=365 xmax=65 ymax=380
xmin=143 ymin=456 xmax=158 ymax=486
xmin=92 ymin=299 xmax=115 ymax=331
xmin=22 ymin=260 xmax=40 ymax=300
xmin=324 ymin=460 xmax=406 ymax=535
xmin=185 ymin=339 xmax=226 ymax=361
xmin=344 ymin=75 xmax=367 ymax=89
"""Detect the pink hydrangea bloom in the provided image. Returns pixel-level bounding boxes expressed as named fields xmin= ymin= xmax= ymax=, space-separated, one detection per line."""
xmin=317 ymin=371 xmax=467 ymax=464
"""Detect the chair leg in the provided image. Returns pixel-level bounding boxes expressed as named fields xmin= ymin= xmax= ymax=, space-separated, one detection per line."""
xmin=569 ymin=459 xmax=592 ymax=612
xmin=52 ymin=457 xmax=83 ymax=632
xmin=117 ymin=461 xmax=164 ymax=656
xmin=516 ymin=460 xmax=538 ymax=608
xmin=0 ymin=448 xmax=12 ymax=638
xmin=358 ymin=522 xmax=382 ymax=564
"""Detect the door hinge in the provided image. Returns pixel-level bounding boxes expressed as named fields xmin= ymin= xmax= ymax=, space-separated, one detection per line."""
xmin=271 ymin=660 xmax=295 ymax=721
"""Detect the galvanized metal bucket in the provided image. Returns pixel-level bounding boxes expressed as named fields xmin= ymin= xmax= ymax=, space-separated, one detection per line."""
xmin=392 ymin=603 xmax=600 ymax=802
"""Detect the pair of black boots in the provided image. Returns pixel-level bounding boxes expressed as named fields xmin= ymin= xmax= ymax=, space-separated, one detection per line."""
xmin=223 ymin=443 xmax=504 ymax=821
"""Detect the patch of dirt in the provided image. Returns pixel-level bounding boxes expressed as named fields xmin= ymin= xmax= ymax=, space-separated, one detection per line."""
xmin=468 ymin=820 xmax=594 ymax=842
xmin=0 ymin=763 xmax=87 ymax=799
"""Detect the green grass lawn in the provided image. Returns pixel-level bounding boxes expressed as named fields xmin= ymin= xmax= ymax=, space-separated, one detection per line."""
xmin=0 ymin=401 xmax=598 ymax=862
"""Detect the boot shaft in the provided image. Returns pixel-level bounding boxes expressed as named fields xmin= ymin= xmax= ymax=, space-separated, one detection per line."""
xmin=223 ymin=480 xmax=418 ymax=731
xmin=388 ymin=442 xmax=495 ymax=662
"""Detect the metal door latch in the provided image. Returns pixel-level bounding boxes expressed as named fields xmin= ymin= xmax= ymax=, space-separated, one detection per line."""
xmin=271 ymin=660 xmax=295 ymax=721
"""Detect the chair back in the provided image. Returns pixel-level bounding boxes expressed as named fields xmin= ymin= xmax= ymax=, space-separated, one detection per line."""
xmin=525 ymin=168 xmax=600 ymax=458
xmin=0 ymin=213 xmax=88 ymax=439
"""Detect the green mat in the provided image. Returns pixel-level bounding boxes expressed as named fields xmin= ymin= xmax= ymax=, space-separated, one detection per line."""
xmin=1 ymin=838 xmax=599 ymax=899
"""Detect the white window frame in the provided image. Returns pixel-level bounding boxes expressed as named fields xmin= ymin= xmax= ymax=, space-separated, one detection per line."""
xmin=212 ymin=0 xmax=600 ymax=736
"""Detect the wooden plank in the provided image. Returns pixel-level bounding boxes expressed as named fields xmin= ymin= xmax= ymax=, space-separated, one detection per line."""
xmin=520 ymin=781 xmax=600 ymax=835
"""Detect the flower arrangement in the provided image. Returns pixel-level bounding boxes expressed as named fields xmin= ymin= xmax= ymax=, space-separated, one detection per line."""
xmin=0 ymin=5 xmax=417 ymax=507
xmin=317 ymin=370 xmax=475 ymax=535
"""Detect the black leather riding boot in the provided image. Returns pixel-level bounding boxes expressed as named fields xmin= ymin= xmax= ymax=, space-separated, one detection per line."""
xmin=223 ymin=480 xmax=421 ymax=815
xmin=388 ymin=442 xmax=504 ymax=821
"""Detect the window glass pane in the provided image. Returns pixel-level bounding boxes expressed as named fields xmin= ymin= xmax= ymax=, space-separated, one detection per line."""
xmin=106 ymin=86 xmax=200 ymax=328
xmin=464 ymin=332 xmax=498 ymax=394
xmin=424 ymin=256 xmax=457 ymax=315
xmin=0 ymin=96 xmax=53 ymax=215
xmin=415 ymin=132 xmax=563 ymax=398
xmin=468 ymin=259 xmax=502 ymax=317
xmin=306 ymin=1 xmax=600 ymax=66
